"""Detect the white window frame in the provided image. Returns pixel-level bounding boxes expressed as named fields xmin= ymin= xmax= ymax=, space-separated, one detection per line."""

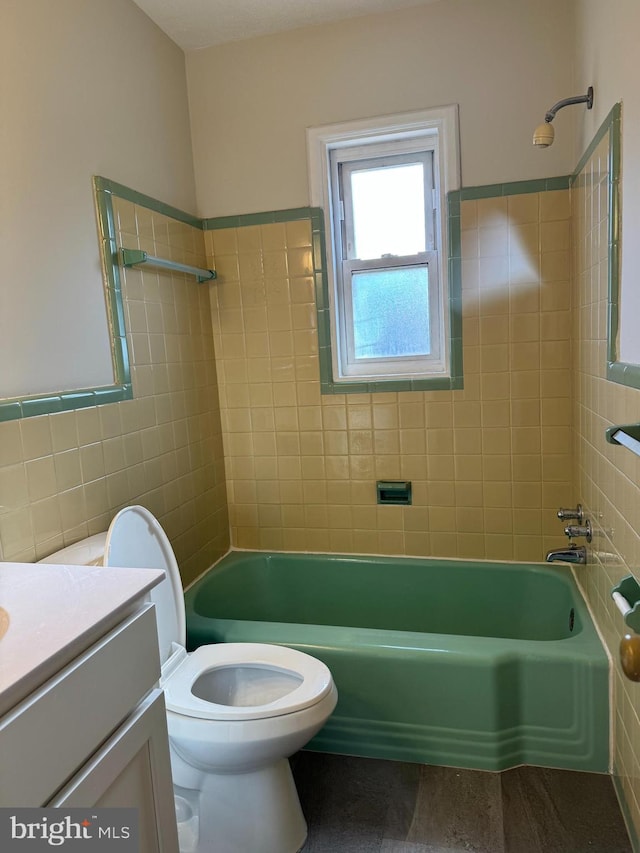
xmin=307 ymin=106 xmax=460 ymax=386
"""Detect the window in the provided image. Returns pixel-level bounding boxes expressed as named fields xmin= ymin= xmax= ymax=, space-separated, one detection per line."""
xmin=333 ymin=145 xmax=439 ymax=378
xmin=308 ymin=107 xmax=460 ymax=390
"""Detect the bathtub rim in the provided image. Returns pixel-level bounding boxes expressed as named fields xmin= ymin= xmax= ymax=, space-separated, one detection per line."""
xmin=184 ymin=547 xmax=604 ymax=654
xmin=185 ymin=546 xmax=592 ymax=591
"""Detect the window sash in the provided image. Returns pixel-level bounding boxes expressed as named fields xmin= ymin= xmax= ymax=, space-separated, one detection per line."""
xmin=339 ymin=150 xmax=435 ymax=260
xmin=339 ymin=252 xmax=443 ymax=379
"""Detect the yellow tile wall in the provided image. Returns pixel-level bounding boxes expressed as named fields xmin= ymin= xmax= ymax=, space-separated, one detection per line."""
xmin=206 ymin=192 xmax=572 ymax=560
xmin=0 ymin=199 xmax=229 ymax=585
xmin=572 ymin=134 xmax=640 ymax=840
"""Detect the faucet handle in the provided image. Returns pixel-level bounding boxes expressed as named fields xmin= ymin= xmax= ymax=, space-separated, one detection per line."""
xmin=557 ymin=504 xmax=584 ymax=522
xmin=564 ymin=518 xmax=592 ymax=543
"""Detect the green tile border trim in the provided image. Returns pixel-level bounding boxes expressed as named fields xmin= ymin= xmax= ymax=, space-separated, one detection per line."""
xmin=94 ymin=177 xmax=133 ymax=396
xmin=0 ymin=178 xmax=139 ymax=422
xmin=95 ymin=176 xmax=203 ymax=229
xmin=571 ymin=103 xmax=621 ymax=183
xmin=0 ymin=386 xmax=130 ymax=423
xmin=458 ymin=175 xmax=571 ymax=201
xmin=203 ymin=207 xmax=316 ymax=230
xmin=571 ymin=105 xmax=631 ymax=389
xmin=607 ymin=362 xmax=640 ymax=389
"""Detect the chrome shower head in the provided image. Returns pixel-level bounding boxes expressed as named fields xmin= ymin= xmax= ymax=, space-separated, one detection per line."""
xmin=533 ymin=86 xmax=594 ymax=148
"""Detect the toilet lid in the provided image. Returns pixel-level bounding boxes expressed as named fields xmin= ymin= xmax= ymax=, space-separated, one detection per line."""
xmin=105 ymin=505 xmax=185 ymax=665
xmin=164 ymin=642 xmax=334 ymax=721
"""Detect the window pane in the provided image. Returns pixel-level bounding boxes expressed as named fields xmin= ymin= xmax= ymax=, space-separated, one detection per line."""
xmin=351 ymin=163 xmax=425 ymax=259
xmin=352 ymin=266 xmax=430 ymax=360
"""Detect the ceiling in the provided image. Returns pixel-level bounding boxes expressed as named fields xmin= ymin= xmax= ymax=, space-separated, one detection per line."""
xmin=132 ymin=0 xmax=442 ymax=51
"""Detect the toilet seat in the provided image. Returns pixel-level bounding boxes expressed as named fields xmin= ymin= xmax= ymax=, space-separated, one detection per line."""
xmin=105 ymin=506 xmax=334 ymax=723
xmin=164 ymin=643 xmax=334 ymax=721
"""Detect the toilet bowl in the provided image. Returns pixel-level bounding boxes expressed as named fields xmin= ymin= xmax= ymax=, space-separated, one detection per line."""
xmin=41 ymin=506 xmax=338 ymax=853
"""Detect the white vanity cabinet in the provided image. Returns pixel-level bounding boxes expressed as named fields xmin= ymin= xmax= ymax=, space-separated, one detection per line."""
xmin=0 ymin=562 xmax=179 ymax=853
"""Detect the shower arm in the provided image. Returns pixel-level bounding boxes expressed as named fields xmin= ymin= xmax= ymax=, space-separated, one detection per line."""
xmin=544 ymin=87 xmax=594 ymax=123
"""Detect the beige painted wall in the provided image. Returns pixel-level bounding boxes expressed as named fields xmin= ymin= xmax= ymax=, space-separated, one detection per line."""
xmin=1 ymin=0 xmax=197 ymax=398
xmin=574 ymin=0 xmax=640 ymax=366
xmin=186 ymin=0 xmax=576 ymax=218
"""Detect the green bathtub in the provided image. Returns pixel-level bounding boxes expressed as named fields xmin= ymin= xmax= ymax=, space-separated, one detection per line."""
xmin=184 ymin=551 xmax=609 ymax=773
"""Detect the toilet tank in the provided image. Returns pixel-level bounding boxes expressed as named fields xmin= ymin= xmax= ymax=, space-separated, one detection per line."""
xmin=38 ymin=534 xmax=107 ymax=566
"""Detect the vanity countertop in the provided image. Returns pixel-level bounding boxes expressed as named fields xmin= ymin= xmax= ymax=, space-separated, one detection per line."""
xmin=0 ymin=561 xmax=164 ymax=717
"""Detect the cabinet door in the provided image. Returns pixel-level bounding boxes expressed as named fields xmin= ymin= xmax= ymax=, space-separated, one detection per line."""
xmin=0 ymin=604 xmax=160 ymax=808
xmin=49 ymin=690 xmax=178 ymax=853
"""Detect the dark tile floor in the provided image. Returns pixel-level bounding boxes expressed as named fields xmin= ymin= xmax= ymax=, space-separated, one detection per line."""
xmin=292 ymin=753 xmax=632 ymax=853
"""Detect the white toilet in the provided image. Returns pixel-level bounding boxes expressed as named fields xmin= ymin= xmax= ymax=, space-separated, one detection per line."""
xmin=41 ymin=505 xmax=338 ymax=853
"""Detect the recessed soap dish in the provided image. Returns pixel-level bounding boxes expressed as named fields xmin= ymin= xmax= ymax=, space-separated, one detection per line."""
xmin=376 ymin=481 xmax=412 ymax=505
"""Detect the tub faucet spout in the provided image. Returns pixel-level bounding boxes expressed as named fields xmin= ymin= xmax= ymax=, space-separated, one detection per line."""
xmin=545 ymin=544 xmax=587 ymax=564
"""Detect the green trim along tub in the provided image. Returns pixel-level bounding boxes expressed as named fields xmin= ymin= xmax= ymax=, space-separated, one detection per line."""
xmin=185 ymin=551 xmax=609 ymax=773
